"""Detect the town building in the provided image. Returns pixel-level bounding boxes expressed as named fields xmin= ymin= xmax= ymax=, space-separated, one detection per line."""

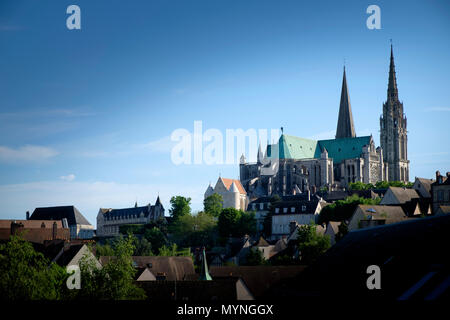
xmin=204 ymin=177 xmax=248 ymax=211
xmin=347 ymin=204 xmax=409 ymax=231
xmin=96 ymin=197 xmax=165 ymax=238
xmin=431 ymin=171 xmax=450 ymax=214
xmin=28 ymin=206 xmax=93 ymax=239
xmin=239 ymin=45 xmax=409 ymax=198
xmin=0 ymin=219 xmax=70 ymax=244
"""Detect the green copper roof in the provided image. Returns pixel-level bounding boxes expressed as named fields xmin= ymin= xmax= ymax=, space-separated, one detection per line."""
xmin=279 ymin=135 xmax=318 ymax=159
xmin=268 ymin=134 xmax=372 ymax=164
xmin=318 ymin=136 xmax=371 ymax=163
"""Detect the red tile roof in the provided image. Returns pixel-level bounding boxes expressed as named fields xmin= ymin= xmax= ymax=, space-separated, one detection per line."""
xmin=220 ymin=178 xmax=246 ymax=195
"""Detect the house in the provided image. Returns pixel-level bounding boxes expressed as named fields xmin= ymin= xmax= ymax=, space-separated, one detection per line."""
xmin=99 ymin=256 xmax=195 ymax=281
xmin=205 ymin=177 xmax=248 ymax=211
xmin=0 ymin=219 xmax=70 ymax=244
xmin=379 ymin=186 xmax=420 ymax=205
xmin=96 ymin=197 xmax=165 ymax=238
xmin=413 ymin=177 xmax=434 ymax=198
xmin=29 ymin=206 xmax=94 ymax=239
xmin=324 ymin=221 xmax=342 ymax=245
xmin=431 ymin=171 xmax=450 ymax=214
xmin=53 ymin=243 xmax=101 ymax=269
xmin=348 ymin=204 xmax=409 ymax=231
xmin=271 ymin=192 xmax=326 ymax=239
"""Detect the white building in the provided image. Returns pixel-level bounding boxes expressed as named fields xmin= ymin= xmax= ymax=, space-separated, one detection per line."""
xmin=205 ymin=177 xmax=248 ymax=211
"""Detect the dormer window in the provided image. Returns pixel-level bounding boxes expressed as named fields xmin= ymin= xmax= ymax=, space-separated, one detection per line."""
xmin=302 ymin=205 xmax=307 ymax=212
xmin=291 ymin=207 xmax=295 ymax=213
xmin=283 ymin=208 xmax=288 ymax=213
xmin=275 ymin=208 xmax=280 ymax=214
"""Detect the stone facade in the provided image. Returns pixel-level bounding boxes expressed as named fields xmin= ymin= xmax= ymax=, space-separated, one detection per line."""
xmin=96 ymin=197 xmax=165 ymax=237
xmin=431 ymin=171 xmax=450 ymax=214
xmin=380 ymin=45 xmax=409 ymax=182
xmin=205 ymin=177 xmax=248 ymax=211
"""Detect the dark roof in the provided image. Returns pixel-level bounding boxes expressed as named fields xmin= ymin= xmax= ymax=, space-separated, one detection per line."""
xmin=99 ymin=256 xmax=195 ymax=281
xmin=210 ymin=266 xmax=306 ymax=299
xmin=265 ymin=214 xmax=450 ymax=300
xmin=30 ymin=206 xmax=91 ymax=226
xmin=55 ymin=244 xmax=84 ymax=266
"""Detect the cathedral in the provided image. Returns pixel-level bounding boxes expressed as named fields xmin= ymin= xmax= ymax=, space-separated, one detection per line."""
xmin=240 ymin=45 xmax=409 ymax=198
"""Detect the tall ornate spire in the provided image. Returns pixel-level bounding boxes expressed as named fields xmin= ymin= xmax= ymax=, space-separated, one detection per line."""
xmin=388 ymin=42 xmax=399 ymax=101
xmin=336 ymin=66 xmax=356 ymax=139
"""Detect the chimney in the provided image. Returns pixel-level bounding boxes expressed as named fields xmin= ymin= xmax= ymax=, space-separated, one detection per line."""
xmin=11 ymin=221 xmax=24 ymax=236
xmin=436 ymin=171 xmax=441 ymax=183
xmin=52 ymin=222 xmax=58 ymax=240
xmin=26 ymin=211 xmax=30 ymax=220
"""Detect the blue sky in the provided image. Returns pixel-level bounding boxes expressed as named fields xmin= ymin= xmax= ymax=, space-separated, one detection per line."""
xmin=0 ymin=0 xmax=449 ymax=227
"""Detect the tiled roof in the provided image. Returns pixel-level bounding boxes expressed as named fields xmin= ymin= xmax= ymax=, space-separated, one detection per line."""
xmin=220 ymin=178 xmax=246 ymax=195
xmin=30 ymin=206 xmax=91 ymax=226
xmin=100 ymin=205 xmax=151 ymax=219
xmin=0 ymin=219 xmax=63 ymax=229
xmin=100 ymin=256 xmax=195 ymax=281
xmin=388 ymin=187 xmax=420 ymax=204
xmin=357 ymin=205 xmax=408 ymax=224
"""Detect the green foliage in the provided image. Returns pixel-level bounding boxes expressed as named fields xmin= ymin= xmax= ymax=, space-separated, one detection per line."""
xmin=319 ymin=194 xmax=381 ymax=224
xmin=270 ymin=254 xmax=301 ymax=266
xmin=158 ymin=243 xmax=193 ymax=258
xmin=218 ymin=208 xmax=256 ymax=238
xmin=169 ymin=196 xmax=192 ymax=220
xmin=335 ymin=221 xmax=349 ymax=242
xmin=349 ymin=181 xmax=413 ymax=190
xmin=132 ymin=236 xmax=153 ymax=256
xmin=119 ymin=224 xmax=145 ymax=235
xmin=243 ymin=248 xmax=267 ymax=266
xmin=0 ymin=234 xmax=69 ymax=300
xmin=78 ymin=234 xmax=146 ymax=300
xmin=203 ymin=193 xmax=223 ymax=217
xmin=143 ymin=227 xmax=167 ymax=254
xmin=375 ymin=180 xmax=413 ymax=189
xmin=348 ymin=181 xmax=375 ymax=190
xmin=170 ymin=211 xmax=218 ymax=247
xmin=296 ymin=223 xmax=331 ymax=264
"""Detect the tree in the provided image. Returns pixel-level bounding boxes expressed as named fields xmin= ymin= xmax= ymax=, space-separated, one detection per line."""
xmin=296 ymin=223 xmax=330 ymax=265
xmin=169 ymin=196 xmax=191 ymax=220
xmin=218 ymin=208 xmax=256 ymax=238
xmin=244 ymin=248 xmax=267 ymax=266
xmin=203 ymin=193 xmax=223 ymax=217
xmin=0 ymin=234 xmax=68 ymax=300
xmin=132 ymin=236 xmax=153 ymax=256
xmin=348 ymin=181 xmax=375 ymax=190
xmin=263 ymin=195 xmax=281 ymax=237
xmin=143 ymin=227 xmax=167 ymax=254
xmin=78 ymin=234 xmax=146 ymax=300
xmin=170 ymin=211 xmax=217 ymax=247
xmin=318 ymin=194 xmax=381 ymax=224
xmin=335 ymin=221 xmax=349 ymax=242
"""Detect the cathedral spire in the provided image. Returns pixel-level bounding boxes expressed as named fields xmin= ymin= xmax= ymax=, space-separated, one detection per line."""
xmin=336 ymin=66 xmax=356 ymax=139
xmin=388 ymin=42 xmax=399 ymax=101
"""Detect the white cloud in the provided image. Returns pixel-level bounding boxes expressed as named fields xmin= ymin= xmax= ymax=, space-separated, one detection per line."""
xmin=60 ymin=174 xmax=76 ymax=182
xmin=0 ymin=145 xmax=58 ymax=163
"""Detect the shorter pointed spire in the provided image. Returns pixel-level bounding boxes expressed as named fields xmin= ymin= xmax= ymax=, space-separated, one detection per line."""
xmin=388 ymin=42 xmax=399 ymax=101
xmin=336 ymin=66 xmax=356 ymax=139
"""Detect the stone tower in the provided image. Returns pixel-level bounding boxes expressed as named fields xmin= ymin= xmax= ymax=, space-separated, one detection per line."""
xmin=336 ymin=66 xmax=356 ymax=139
xmin=380 ymin=44 xmax=409 ymax=182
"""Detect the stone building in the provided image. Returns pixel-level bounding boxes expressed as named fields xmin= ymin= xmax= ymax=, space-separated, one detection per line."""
xmin=431 ymin=171 xmax=450 ymax=214
xmin=96 ymin=197 xmax=165 ymax=238
xmin=239 ymin=46 xmax=408 ymax=198
xmin=204 ymin=177 xmax=248 ymax=211
xmin=29 ymin=206 xmax=94 ymax=239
